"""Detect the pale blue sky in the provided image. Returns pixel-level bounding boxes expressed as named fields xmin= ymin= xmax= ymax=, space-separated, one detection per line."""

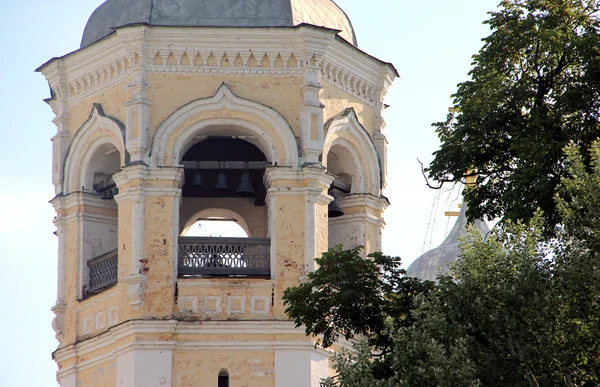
xmin=0 ymin=0 xmax=497 ymax=385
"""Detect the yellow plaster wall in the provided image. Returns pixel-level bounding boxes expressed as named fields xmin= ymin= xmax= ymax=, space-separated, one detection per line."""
xmin=147 ymin=73 xmax=303 ymax=138
xmin=315 ymin=202 xmax=329 ymax=259
xmin=321 ymin=84 xmax=375 ymax=135
xmin=74 ymin=360 xmax=118 ymax=387
xmin=142 ymin=194 xmax=178 ymax=318
xmin=176 ymin=281 xmax=274 ymax=320
xmin=64 ymin=220 xmax=81 ymax=344
xmin=173 ymin=350 xmax=275 ymax=387
xmin=67 ymin=80 xmax=130 ymax=137
xmin=76 ymin=290 xmax=120 ymax=339
xmin=271 ymin=194 xmax=305 ymax=318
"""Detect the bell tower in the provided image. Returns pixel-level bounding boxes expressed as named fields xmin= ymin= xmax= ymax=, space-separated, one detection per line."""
xmin=38 ymin=1 xmax=397 ymax=386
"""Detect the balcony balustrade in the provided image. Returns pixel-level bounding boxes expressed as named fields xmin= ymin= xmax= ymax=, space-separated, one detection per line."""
xmin=86 ymin=250 xmax=118 ymax=295
xmin=178 ymin=237 xmax=270 ymax=278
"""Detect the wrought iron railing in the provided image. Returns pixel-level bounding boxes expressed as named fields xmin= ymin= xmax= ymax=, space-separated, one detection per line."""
xmin=178 ymin=237 xmax=270 ymax=278
xmin=87 ymin=250 xmax=118 ymax=294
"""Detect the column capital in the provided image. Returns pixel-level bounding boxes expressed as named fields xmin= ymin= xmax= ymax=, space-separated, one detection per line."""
xmin=264 ymin=166 xmax=335 ymax=202
xmin=113 ymin=165 xmax=184 ymax=201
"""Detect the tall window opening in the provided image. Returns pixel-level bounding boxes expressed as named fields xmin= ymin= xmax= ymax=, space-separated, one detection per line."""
xmin=178 ymin=137 xmax=271 ymax=278
xmin=218 ymin=369 xmax=229 ymax=387
xmin=326 ymin=144 xmax=359 ymax=249
xmin=80 ymin=143 xmax=121 ymax=298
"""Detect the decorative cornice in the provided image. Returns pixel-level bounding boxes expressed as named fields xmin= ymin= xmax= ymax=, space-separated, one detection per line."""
xmin=38 ymin=25 xmax=395 ymax=111
xmin=51 ymin=191 xmax=118 ymax=212
xmin=54 ymin=320 xmax=312 ymax=362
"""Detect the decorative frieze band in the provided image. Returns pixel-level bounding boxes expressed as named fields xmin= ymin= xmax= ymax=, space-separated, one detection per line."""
xmin=62 ymin=48 xmax=379 ymax=107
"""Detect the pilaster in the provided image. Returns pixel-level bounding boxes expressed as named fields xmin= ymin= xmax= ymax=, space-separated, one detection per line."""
xmin=299 ymin=67 xmax=325 ymax=165
xmin=329 ymin=194 xmax=388 ymax=254
xmin=265 ymin=166 xmax=334 ymax=277
xmin=114 ymin=164 xmax=184 ymax=316
xmin=45 ymin=59 xmax=72 ymax=195
xmin=51 ymin=212 xmax=67 ymax=342
xmin=119 ymin=26 xmax=152 ymax=163
xmin=113 ymin=164 xmax=148 ymax=311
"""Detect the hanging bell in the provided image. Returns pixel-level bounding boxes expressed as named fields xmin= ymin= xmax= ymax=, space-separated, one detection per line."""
xmin=328 ymin=189 xmax=344 ymax=218
xmin=192 ymin=171 xmax=203 ymax=186
xmin=236 ymin=173 xmax=255 ymax=197
xmin=214 ymin=172 xmax=230 ymax=191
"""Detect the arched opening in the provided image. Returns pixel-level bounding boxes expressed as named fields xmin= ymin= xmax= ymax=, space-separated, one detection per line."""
xmin=81 ymin=142 xmax=121 ymax=193
xmin=326 ymin=142 xmax=363 ymax=194
xmin=79 ymin=142 xmax=121 ymax=298
xmin=177 ymin=137 xmax=270 ymax=279
xmin=326 ymin=143 xmax=360 ymax=250
xmin=183 ymin=219 xmax=248 ymax=238
xmin=218 ymin=369 xmax=229 ymax=387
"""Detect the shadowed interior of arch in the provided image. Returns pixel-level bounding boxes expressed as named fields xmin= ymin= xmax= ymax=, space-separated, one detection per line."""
xmin=218 ymin=369 xmax=229 ymax=387
xmin=79 ymin=142 xmax=121 ymax=299
xmin=177 ymin=136 xmax=271 ymax=278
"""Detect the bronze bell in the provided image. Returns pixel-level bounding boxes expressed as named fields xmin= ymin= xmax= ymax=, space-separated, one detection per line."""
xmin=214 ymin=172 xmax=230 ymax=191
xmin=236 ymin=173 xmax=255 ymax=197
xmin=328 ymin=189 xmax=344 ymax=218
xmin=192 ymin=171 xmax=203 ymax=186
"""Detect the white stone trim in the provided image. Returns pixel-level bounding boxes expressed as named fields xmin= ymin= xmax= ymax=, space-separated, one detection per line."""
xmin=57 ymin=339 xmax=329 ymax=382
xmin=95 ymin=312 xmax=105 ymax=330
xmin=251 ymin=296 xmax=271 ymax=315
xmin=54 ymin=320 xmax=308 ymax=363
xmin=328 ymin=213 xmax=382 ymax=226
xmin=323 ymin=110 xmax=381 ymax=196
xmin=202 ymin=296 xmax=221 ymax=315
xmin=338 ymin=193 xmax=388 ymax=211
xmin=62 ymin=104 xmax=125 ymax=194
xmin=83 ymin=317 xmax=93 ymax=335
xmin=39 ymin=26 xmax=396 ymax=114
xmin=108 ymin=306 xmax=119 ymax=326
xmin=179 ymin=296 xmax=199 ymax=314
xmin=177 ymin=279 xmax=274 ymax=289
xmin=227 ymin=296 xmax=246 ymax=314
xmin=151 ymin=83 xmax=298 ymax=168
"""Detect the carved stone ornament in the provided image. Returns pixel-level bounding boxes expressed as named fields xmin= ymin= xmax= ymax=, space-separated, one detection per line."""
xmin=125 ymin=273 xmax=147 ymax=309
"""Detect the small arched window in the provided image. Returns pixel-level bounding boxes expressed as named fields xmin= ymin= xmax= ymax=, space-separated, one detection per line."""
xmin=218 ymin=369 xmax=229 ymax=387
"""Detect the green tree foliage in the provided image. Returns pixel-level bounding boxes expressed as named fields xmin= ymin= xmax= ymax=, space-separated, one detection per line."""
xmin=284 ymin=143 xmax=600 ymax=386
xmin=427 ymin=0 xmax=600 ymax=232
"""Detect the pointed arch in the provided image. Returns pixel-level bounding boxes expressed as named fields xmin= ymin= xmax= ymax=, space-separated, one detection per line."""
xmin=323 ymin=109 xmax=381 ymax=195
xmin=63 ymin=104 xmax=126 ymax=194
xmin=151 ymin=84 xmax=299 ymax=168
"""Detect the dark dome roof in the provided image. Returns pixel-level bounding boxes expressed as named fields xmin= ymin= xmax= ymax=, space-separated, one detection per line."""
xmin=81 ymin=0 xmax=357 ymax=48
xmin=406 ymin=204 xmax=490 ymax=281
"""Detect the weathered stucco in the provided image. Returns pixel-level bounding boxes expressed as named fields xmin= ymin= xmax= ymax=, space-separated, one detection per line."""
xmin=43 ymin=19 xmax=395 ymax=387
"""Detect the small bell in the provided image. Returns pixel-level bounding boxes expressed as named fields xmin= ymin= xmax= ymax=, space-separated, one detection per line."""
xmin=328 ymin=189 xmax=344 ymax=218
xmin=192 ymin=171 xmax=203 ymax=186
xmin=236 ymin=173 xmax=255 ymax=197
xmin=214 ymin=172 xmax=230 ymax=191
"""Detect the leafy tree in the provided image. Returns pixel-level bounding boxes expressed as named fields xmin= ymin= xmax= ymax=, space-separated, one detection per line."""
xmin=283 ymin=246 xmax=435 ymax=379
xmin=284 ymin=143 xmax=600 ymax=386
xmin=427 ymin=0 xmax=600 ymax=232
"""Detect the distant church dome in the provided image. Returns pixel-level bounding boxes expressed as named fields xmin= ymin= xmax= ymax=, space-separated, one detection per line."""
xmin=81 ymin=0 xmax=358 ymax=48
xmin=406 ymin=204 xmax=490 ymax=281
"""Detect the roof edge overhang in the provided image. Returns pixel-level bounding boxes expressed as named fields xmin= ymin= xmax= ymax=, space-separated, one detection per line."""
xmin=36 ymin=23 xmax=397 ymax=76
